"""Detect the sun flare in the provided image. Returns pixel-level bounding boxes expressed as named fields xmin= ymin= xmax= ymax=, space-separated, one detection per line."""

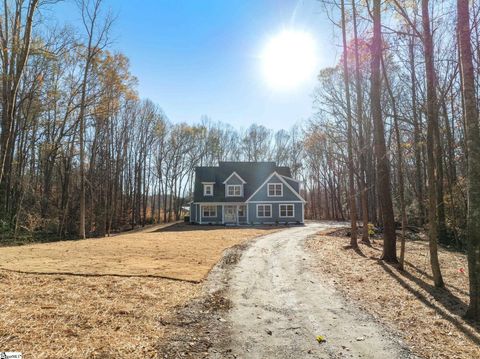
xmin=261 ymin=30 xmax=317 ymax=90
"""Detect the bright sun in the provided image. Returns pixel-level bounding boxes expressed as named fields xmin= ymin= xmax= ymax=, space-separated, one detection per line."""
xmin=261 ymin=30 xmax=317 ymax=90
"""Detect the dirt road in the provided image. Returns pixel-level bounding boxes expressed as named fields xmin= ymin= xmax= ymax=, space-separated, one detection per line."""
xmin=210 ymin=222 xmax=414 ymax=358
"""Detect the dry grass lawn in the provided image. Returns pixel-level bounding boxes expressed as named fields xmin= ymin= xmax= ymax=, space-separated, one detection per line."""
xmin=0 ymin=223 xmax=276 ymax=282
xmin=307 ymin=231 xmax=480 ymax=359
xmin=0 ymin=271 xmax=199 ymax=358
xmin=0 ymin=223 xmax=278 ymax=358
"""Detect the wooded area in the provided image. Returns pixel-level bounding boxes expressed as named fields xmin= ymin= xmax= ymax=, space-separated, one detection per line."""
xmin=311 ymin=0 xmax=480 ymax=320
xmin=0 ymin=0 xmax=312 ymax=241
xmin=1 ymin=0 xmax=480 ymax=320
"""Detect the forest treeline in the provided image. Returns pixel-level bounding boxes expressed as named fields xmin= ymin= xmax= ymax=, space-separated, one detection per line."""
xmin=0 ymin=0 xmax=309 ymax=240
xmin=312 ymin=0 xmax=480 ymax=320
xmin=1 ymin=0 xmax=479 ymax=318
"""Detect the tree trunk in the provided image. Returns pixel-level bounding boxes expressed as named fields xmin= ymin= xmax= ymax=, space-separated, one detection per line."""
xmin=457 ymin=0 xmax=480 ymax=321
xmin=352 ymin=0 xmax=370 ymax=244
xmin=382 ymin=56 xmax=408 ymax=270
xmin=422 ymin=0 xmax=444 ymax=287
xmin=371 ymin=0 xmax=397 ymax=262
xmin=340 ymin=0 xmax=358 ymax=247
xmin=409 ymin=35 xmax=425 ymax=225
xmin=0 ymin=0 xmax=40 ymax=219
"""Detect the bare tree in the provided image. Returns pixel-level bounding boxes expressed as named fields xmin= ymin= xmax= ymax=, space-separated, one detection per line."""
xmin=76 ymin=0 xmax=113 ymax=238
xmin=421 ymin=0 xmax=444 ymax=287
xmin=371 ymin=0 xmax=397 ymax=262
xmin=0 ymin=0 xmax=41 ymax=213
xmin=457 ymin=0 xmax=480 ymax=320
xmin=340 ymin=0 xmax=358 ymax=247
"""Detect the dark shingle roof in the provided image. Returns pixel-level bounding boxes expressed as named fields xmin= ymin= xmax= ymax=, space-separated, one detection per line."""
xmin=193 ymin=162 xmax=292 ymax=202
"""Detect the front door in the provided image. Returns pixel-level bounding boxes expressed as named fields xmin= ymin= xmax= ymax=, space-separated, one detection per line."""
xmin=224 ymin=205 xmax=237 ymax=223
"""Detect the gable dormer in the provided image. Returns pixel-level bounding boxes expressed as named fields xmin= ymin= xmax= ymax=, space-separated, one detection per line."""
xmin=202 ymin=182 xmax=215 ymax=196
xmin=245 ymin=172 xmax=305 ymax=203
xmin=223 ymin=171 xmax=246 ymax=197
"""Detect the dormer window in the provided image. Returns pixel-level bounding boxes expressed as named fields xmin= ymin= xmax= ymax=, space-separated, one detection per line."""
xmin=203 ymin=183 xmax=214 ymax=196
xmin=226 ymin=184 xmax=242 ymax=197
xmin=268 ymin=183 xmax=283 ymax=197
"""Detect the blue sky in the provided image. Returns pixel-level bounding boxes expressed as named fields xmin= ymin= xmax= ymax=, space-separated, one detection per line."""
xmin=52 ymin=0 xmax=338 ymax=130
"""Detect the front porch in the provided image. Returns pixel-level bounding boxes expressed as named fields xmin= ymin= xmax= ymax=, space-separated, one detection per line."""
xmin=193 ymin=203 xmax=248 ymax=225
xmin=223 ymin=204 xmax=248 ymax=225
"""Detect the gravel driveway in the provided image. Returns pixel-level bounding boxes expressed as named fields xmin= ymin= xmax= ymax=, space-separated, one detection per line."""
xmin=210 ymin=221 xmax=414 ymax=358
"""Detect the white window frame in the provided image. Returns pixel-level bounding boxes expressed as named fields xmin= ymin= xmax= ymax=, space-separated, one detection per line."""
xmin=226 ymin=184 xmax=242 ymax=197
xmin=279 ymin=204 xmax=295 ymax=218
xmin=267 ymin=183 xmax=283 ymax=197
xmin=256 ymin=204 xmax=272 ymax=218
xmin=202 ymin=205 xmax=217 ymax=217
xmin=238 ymin=205 xmax=246 ymax=217
xmin=203 ymin=184 xmax=214 ymax=196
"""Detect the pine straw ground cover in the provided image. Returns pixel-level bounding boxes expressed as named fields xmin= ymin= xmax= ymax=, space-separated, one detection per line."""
xmin=0 ymin=223 xmax=279 ymax=358
xmin=307 ymin=230 xmax=480 ymax=359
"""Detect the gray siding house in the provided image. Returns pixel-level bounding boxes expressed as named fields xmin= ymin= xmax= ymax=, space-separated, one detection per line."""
xmin=190 ymin=162 xmax=305 ymax=225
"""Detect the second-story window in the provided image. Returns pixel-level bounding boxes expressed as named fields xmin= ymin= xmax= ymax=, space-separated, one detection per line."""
xmin=268 ymin=183 xmax=283 ymax=197
xmin=226 ymin=185 xmax=242 ymax=196
xmin=204 ymin=184 xmax=214 ymax=196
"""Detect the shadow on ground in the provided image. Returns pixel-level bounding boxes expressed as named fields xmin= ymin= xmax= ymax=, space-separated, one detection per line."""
xmin=378 ymin=260 xmax=480 ymax=346
xmin=342 ymin=237 xmax=480 ymax=347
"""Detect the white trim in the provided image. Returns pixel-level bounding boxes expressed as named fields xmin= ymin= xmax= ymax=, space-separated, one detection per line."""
xmin=267 ymin=183 xmax=283 ymax=197
xmin=245 ymin=172 xmax=306 ymax=203
xmin=203 ymin=184 xmax=214 ymax=196
xmin=224 ymin=204 xmax=238 ymax=223
xmin=256 ymin=204 xmax=272 ymax=218
xmin=276 ymin=175 xmax=306 ymax=202
xmin=245 ymin=172 xmax=277 ymax=202
xmin=279 ymin=204 xmax=295 ymax=218
xmin=201 ymin=182 xmax=216 ymax=184
xmin=201 ymin=204 xmax=217 ymax=217
xmin=236 ymin=205 xmax=242 ymax=225
xmin=223 ymin=171 xmax=247 ymax=184
xmin=237 ymin=205 xmax=246 ymax=217
xmin=280 ymin=174 xmax=301 ymax=183
xmin=226 ymin=184 xmax=243 ymax=197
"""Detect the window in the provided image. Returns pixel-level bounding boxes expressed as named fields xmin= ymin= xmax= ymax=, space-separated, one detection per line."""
xmin=226 ymin=185 xmax=242 ymax=197
xmin=257 ymin=204 xmax=272 ymax=218
xmin=203 ymin=184 xmax=214 ymax=196
xmin=238 ymin=205 xmax=246 ymax=217
xmin=279 ymin=204 xmax=294 ymax=217
xmin=268 ymin=183 xmax=283 ymax=197
xmin=202 ymin=205 xmax=217 ymax=217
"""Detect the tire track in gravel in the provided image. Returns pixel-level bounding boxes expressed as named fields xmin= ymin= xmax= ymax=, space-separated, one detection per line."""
xmin=210 ymin=222 xmax=416 ymax=359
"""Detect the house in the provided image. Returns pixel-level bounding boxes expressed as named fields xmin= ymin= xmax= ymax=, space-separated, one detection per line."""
xmin=189 ymin=161 xmax=305 ymax=225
